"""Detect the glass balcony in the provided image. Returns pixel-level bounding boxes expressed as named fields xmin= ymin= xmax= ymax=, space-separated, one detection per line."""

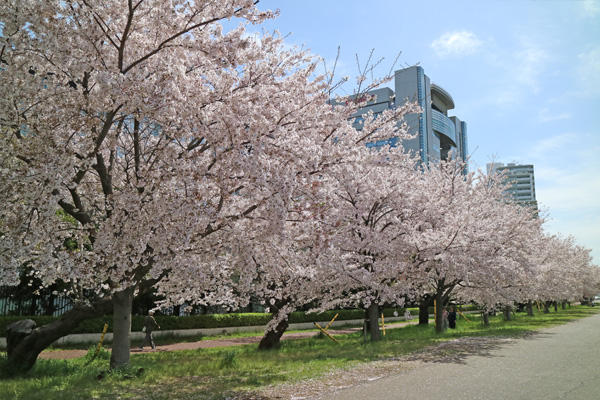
xmin=431 ymin=109 xmax=457 ymax=145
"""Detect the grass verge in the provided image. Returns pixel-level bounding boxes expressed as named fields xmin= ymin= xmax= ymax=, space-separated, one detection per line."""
xmin=1 ymin=305 xmax=598 ymax=400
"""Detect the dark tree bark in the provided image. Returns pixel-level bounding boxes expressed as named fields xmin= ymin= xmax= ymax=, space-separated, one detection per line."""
xmin=544 ymin=301 xmax=550 ymax=314
xmin=503 ymin=305 xmax=512 ymax=321
xmin=562 ymin=301 xmax=566 ymax=310
xmin=258 ymin=303 xmax=289 ymax=350
xmin=6 ymin=319 xmax=36 ymax=358
xmin=44 ymin=293 xmax=57 ymax=316
xmin=482 ymin=311 xmax=490 ymax=326
xmin=29 ymin=298 xmax=37 ymax=316
xmin=526 ymin=301 xmax=534 ymax=317
xmin=6 ymin=296 xmax=113 ymax=374
xmin=173 ymin=305 xmax=181 ymax=316
xmin=418 ymin=297 xmax=432 ymax=325
xmin=553 ymin=301 xmax=558 ymax=312
xmin=366 ymin=302 xmax=380 ymax=342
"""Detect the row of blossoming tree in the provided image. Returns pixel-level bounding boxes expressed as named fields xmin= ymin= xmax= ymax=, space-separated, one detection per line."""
xmin=1 ymin=0 xmax=598 ymax=373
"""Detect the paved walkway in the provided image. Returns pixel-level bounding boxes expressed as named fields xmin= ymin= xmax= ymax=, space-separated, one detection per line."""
xmin=318 ymin=313 xmax=600 ymax=400
xmin=39 ymin=320 xmax=420 ymax=360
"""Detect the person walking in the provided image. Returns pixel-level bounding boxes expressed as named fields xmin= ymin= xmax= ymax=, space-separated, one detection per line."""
xmin=139 ymin=310 xmax=160 ymax=350
xmin=448 ymin=306 xmax=457 ymax=329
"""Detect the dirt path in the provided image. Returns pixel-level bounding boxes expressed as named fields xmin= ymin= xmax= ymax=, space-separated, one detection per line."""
xmin=39 ymin=321 xmax=419 ymax=360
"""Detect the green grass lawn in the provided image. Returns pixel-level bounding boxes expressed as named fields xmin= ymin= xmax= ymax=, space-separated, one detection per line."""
xmin=1 ymin=306 xmax=598 ymax=400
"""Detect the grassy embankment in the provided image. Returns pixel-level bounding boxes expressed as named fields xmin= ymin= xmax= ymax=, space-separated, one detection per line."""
xmin=1 ymin=305 xmax=598 ymax=400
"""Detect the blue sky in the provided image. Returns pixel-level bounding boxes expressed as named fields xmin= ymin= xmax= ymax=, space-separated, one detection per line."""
xmin=248 ymin=0 xmax=600 ymax=263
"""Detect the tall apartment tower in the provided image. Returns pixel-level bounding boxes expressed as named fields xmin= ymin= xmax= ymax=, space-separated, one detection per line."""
xmin=487 ymin=162 xmax=538 ymax=209
xmin=351 ymin=66 xmax=469 ymax=169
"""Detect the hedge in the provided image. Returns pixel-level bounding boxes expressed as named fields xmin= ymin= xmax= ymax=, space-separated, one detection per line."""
xmin=1 ymin=304 xmax=480 ymax=336
xmin=1 ymin=310 xmax=362 ymax=336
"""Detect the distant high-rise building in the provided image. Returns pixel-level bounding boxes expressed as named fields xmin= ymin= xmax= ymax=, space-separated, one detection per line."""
xmin=349 ymin=66 xmax=469 ymax=169
xmin=487 ymin=162 xmax=538 ymax=209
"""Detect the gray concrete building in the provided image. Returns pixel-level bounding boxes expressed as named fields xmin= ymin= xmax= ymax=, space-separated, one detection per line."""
xmin=351 ymin=66 xmax=469 ymax=169
xmin=487 ymin=162 xmax=538 ymax=209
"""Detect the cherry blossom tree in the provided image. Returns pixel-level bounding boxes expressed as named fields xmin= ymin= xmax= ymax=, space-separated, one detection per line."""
xmin=232 ymin=220 xmax=328 ymax=349
xmin=526 ymin=235 xmax=600 ymax=313
xmin=212 ymin=84 xmax=423 ymax=347
xmin=403 ymin=161 xmax=543 ymax=332
xmin=0 ymin=0 xmax=359 ymax=371
xmin=298 ymin=100 xmax=422 ymax=342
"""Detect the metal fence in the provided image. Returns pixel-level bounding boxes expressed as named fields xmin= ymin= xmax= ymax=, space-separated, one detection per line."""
xmin=0 ymin=293 xmax=73 ymax=316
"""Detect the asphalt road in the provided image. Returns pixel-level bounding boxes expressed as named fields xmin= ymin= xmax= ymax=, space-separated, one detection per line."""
xmin=320 ymin=313 xmax=600 ymax=400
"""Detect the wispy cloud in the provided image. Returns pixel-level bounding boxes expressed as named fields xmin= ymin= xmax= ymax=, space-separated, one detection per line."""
xmin=543 ymin=212 xmax=600 ymax=263
xmin=512 ymin=40 xmax=550 ymax=92
xmin=577 ymin=48 xmax=600 ymax=95
xmin=529 ymin=132 xmax=580 ymax=164
xmin=499 ymin=131 xmax=600 ymax=261
xmin=580 ymin=0 xmax=600 ymax=18
xmin=530 ymin=132 xmax=600 ymax=217
xmin=537 ymin=108 xmax=571 ymax=123
xmin=431 ymin=31 xmax=483 ymax=57
xmin=484 ymin=36 xmax=551 ymax=108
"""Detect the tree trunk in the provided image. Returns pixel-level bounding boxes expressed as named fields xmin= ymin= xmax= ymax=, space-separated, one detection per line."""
xmin=44 ymin=294 xmax=57 ymax=316
xmin=562 ymin=301 xmax=566 ymax=310
xmin=543 ymin=301 xmax=550 ymax=313
xmin=367 ymin=302 xmax=380 ymax=342
xmin=258 ymin=305 xmax=289 ymax=350
xmin=553 ymin=301 xmax=558 ymax=312
xmin=29 ymin=297 xmax=37 ymax=316
xmin=526 ymin=301 xmax=534 ymax=316
xmin=110 ymin=287 xmax=134 ymax=369
xmin=503 ymin=305 xmax=512 ymax=321
xmin=6 ymin=296 xmax=113 ymax=375
xmin=482 ymin=311 xmax=490 ymax=326
xmin=418 ymin=298 xmax=431 ymax=325
xmin=434 ymin=291 xmax=444 ymax=333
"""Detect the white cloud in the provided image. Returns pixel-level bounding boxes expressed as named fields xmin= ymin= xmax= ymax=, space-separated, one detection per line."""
xmin=431 ymin=31 xmax=483 ymax=57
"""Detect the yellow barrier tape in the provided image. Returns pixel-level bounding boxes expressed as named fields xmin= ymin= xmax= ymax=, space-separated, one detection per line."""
xmin=94 ymin=322 xmax=109 ymax=357
xmin=324 ymin=313 xmax=339 ymax=331
xmin=314 ymin=322 xmax=340 ymax=344
xmin=456 ymin=308 xmax=471 ymax=323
